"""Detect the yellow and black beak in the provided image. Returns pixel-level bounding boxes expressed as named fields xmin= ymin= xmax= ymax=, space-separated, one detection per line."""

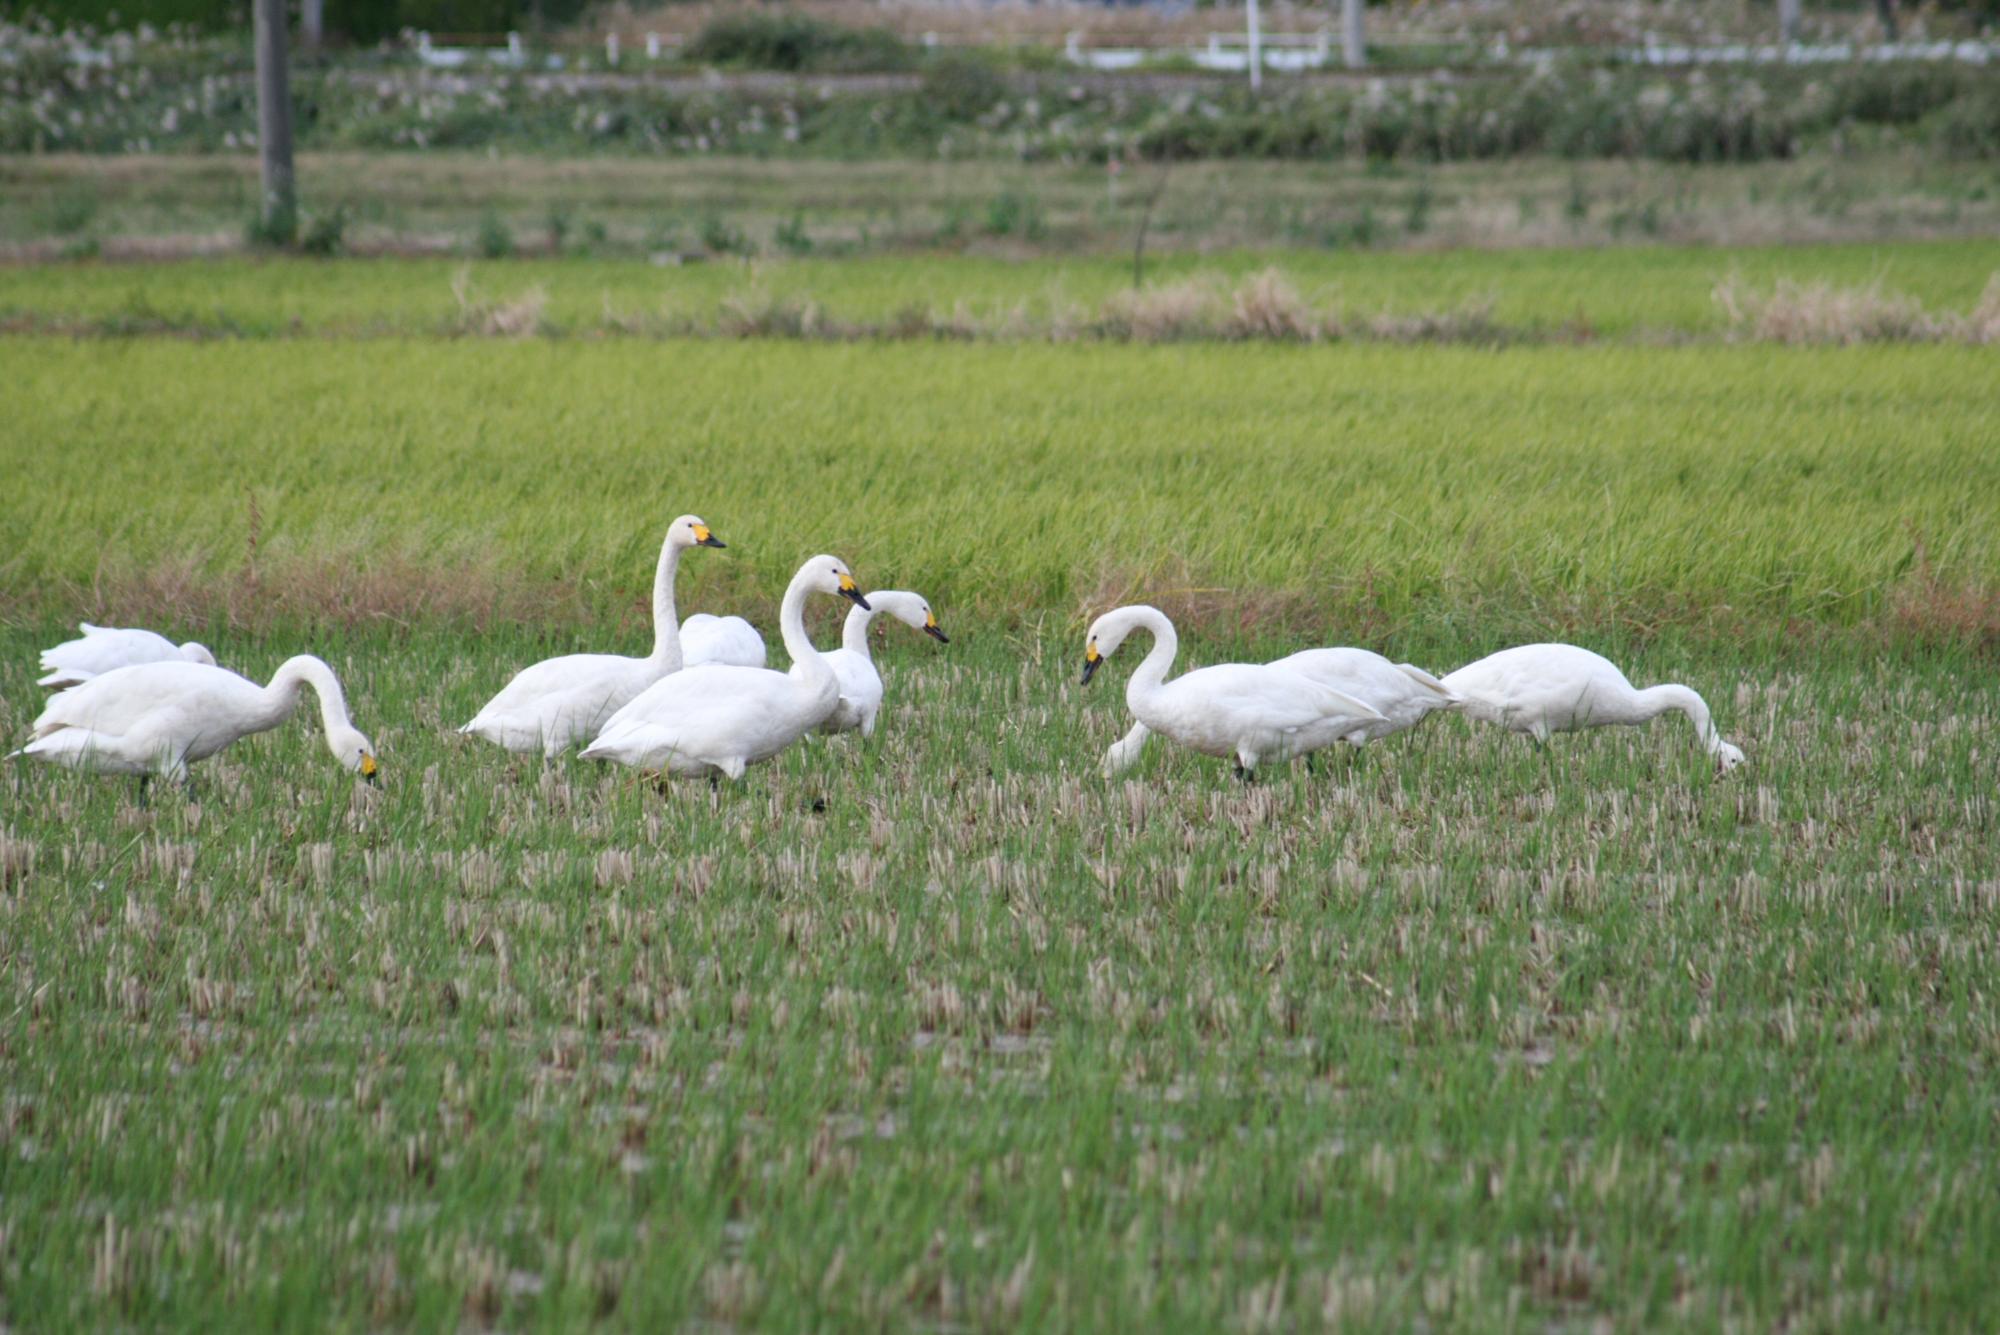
xmin=1082 ymin=643 xmax=1102 ymax=685
xmin=360 ymin=754 xmax=381 ymax=786
xmin=838 ymin=573 xmax=871 ymax=611
xmin=924 ymin=612 xmax=949 ymax=644
xmin=692 ymin=523 xmax=726 ymax=549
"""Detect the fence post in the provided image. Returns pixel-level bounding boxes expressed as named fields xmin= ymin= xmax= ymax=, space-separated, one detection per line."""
xmin=300 ymin=0 xmax=322 ymax=56
xmin=1778 ymin=0 xmax=1801 ymax=45
xmin=253 ymin=0 xmax=295 ymax=242
xmin=1342 ymin=0 xmax=1365 ymax=68
xmin=606 ymin=31 xmax=620 ymax=66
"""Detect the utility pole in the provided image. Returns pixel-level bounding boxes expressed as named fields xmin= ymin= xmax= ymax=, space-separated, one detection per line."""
xmin=1778 ymin=0 xmax=1801 ymax=45
xmin=1246 ymin=0 xmax=1261 ymax=92
xmin=301 ymin=0 xmax=323 ymax=57
xmin=1342 ymin=0 xmax=1365 ymax=68
xmin=253 ymin=0 xmax=296 ymax=242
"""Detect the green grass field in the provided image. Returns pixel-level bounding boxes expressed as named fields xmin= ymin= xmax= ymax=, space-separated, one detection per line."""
xmin=4 ymin=238 xmax=1997 ymax=339
xmin=3 ymin=245 xmax=1998 ymax=1327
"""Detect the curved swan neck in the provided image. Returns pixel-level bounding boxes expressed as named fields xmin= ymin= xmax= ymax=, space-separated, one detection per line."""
xmin=1639 ymin=684 xmax=1725 ymax=753
xmin=1120 ymin=607 xmax=1179 ymax=709
xmin=648 ymin=534 xmax=687 ymax=670
xmin=840 ymin=604 xmax=878 ymax=658
xmin=778 ymin=568 xmax=835 ymax=692
xmin=267 ymin=655 xmax=354 ymax=735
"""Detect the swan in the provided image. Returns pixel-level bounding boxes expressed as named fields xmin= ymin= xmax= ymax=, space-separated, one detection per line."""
xmin=818 ymin=590 xmax=948 ymax=737
xmin=460 ymin=514 xmax=726 ymax=757
xmin=1101 ymin=646 xmax=1460 ymax=776
xmin=1440 ymin=643 xmax=1746 ymax=770
xmin=38 ymin=623 xmax=216 ymax=690
xmin=580 ymin=555 xmax=870 ymax=780
xmin=681 ymin=613 xmax=768 ymax=669
xmin=11 ymin=655 xmax=377 ymax=787
xmin=1081 ymin=605 xmax=1386 ymax=780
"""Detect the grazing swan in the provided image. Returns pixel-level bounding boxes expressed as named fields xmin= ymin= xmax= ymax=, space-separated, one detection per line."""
xmin=11 ymin=656 xmax=377 ymax=787
xmin=581 ymin=555 xmax=870 ymax=780
xmin=1081 ymin=605 xmax=1385 ymax=780
xmin=1441 ymin=643 xmax=1746 ymax=770
xmin=38 ymin=623 xmax=216 ymax=690
xmin=681 ymin=613 xmax=768 ymax=669
xmin=1102 ymin=647 xmax=1460 ymax=776
xmin=460 ymin=515 xmax=725 ymax=757
xmin=819 ymin=590 xmax=948 ymax=737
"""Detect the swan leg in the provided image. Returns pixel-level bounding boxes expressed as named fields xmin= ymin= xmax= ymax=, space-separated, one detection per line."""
xmin=135 ymin=774 xmax=151 ymax=808
xmin=1233 ymin=759 xmax=1257 ymax=785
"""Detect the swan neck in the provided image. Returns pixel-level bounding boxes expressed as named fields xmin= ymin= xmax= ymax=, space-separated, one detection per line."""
xmin=649 ymin=535 xmax=685 ymax=670
xmin=1124 ymin=608 xmax=1179 ymax=710
xmin=778 ymin=569 xmax=834 ymax=691
xmin=267 ymin=655 xmax=352 ymax=736
xmin=840 ymin=604 xmax=877 ymax=659
xmin=1641 ymin=684 xmax=1723 ymax=752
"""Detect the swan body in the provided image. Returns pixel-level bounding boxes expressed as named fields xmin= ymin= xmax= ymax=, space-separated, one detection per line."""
xmin=819 ymin=590 xmax=948 ymax=737
xmin=581 ymin=555 xmax=870 ymax=780
xmin=681 ymin=613 xmax=768 ymax=669
xmin=1082 ymin=605 xmax=1385 ymax=777
xmin=11 ymin=656 xmax=377 ymax=782
xmin=460 ymin=515 xmax=725 ymax=758
xmin=1441 ymin=642 xmax=1746 ymax=770
xmin=38 ymin=623 xmax=216 ymax=690
xmin=1101 ymin=646 xmax=1459 ymax=776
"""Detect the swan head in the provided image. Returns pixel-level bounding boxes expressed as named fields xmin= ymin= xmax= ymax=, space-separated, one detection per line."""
xmin=179 ymin=642 xmax=217 ymax=667
xmin=1081 ymin=608 xmax=1144 ymax=685
xmin=670 ymin=514 xmax=727 ymax=550
xmin=804 ymin=555 xmax=871 ymax=610
xmin=328 ymin=725 xmax=381 ymax=785
xmin=870 ymin=591 xmax=948 ymax=643
xmin=1714 ymin=740 xmax=1747 ymax=772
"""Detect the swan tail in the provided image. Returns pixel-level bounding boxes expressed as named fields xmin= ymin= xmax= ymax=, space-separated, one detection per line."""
xmin=36 ymin=669 xmax=93 ymax=690
xmin=1395 ymin=663 xmax=1461 ymax=705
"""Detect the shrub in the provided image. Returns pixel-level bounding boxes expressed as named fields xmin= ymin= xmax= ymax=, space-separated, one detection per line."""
xmin=474 ymin=210 xmax=513 ymax=259
xmin=686 ymin=12 xmax=913 ymax=74
xmin=300 ymin=204 xmax=348 ymax=256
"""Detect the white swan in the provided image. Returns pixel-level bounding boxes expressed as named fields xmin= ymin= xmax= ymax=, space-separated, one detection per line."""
xmin=460 ymin=514 xmax=725 ymax=757
xmin=581 ymin=555 xmax=869 ymax=780
xmin=1441 ymin=642 xmax=1746 ymax=770
xmin=1101 ymin=646 xmax=1459 ymax=776
xmin=1081 ymin=605 xmax=1386 ymax=780
xmin=819 ymin=590 xmax=948 ymax=737
xmin=38 ymin=623 xmax=216 ymax=690
xmin=11 ymin=656 xmax=377 ymax=786
xmin=681 ymin=613 xmax=768 ymax=669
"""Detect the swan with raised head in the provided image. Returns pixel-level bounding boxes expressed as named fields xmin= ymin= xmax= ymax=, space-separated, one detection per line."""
xmin=460 ymin=514 xmax=725 ymax=757
xmin=1081 ymin=605 xmax=1386 ymax=780
xmin=818 ymin=590 xmax=948 ymax=737
xmin=1441 ymin=642 xmax=1746 ymax=770
xmin=581 ymin=555 xmax=870 ymax=780
xmin=11 ymin=655 xmax=377 ymax=787
xmin=681 ymin=613 xmax=767 ymax=669
xmin=1101 ymin=646 xmax=1460 ymax=776
xmin=38 ymin=623 xmax=216 ymax=690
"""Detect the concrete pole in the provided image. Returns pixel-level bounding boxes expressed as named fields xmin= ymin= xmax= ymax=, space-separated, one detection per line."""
xmin=301 ymin=0 xmax=323 ymax=56
xmin=253 ymin=0 xmax=295 ymax=242
xmin=1778 ymin=0 xmax=1801 ymax=45
xmin=1247 ymin=0 xmax=1262 ymax=92
xmin=1342 ymin=0 xmax=1365 ymax=68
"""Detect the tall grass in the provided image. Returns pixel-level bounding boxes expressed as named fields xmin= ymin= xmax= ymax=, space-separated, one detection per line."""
xmin=1 ymin=337 xmax=1995 ymax=647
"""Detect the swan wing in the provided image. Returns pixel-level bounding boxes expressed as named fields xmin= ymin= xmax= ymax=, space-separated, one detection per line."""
xmin=30 ymin=662 xmax=258 ymax=747
xmin=1394 ymin=663 xmax=1460 ymax=702
xmin=586 ymin=666 xmax=806 ymax=765
xmin=682 ymin=615 xmax=768 ymax=669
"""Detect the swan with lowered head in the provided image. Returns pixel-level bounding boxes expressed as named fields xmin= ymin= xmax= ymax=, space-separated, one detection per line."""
xmin=819 ymin=590 xmax=948 ymax=737
xmin=1081 ymin=605 xmax=1386 ymax=780
xmin=11 ymin=656 xmax=377 ymax=786
xmin=681 ymin=613 xmax=767 ymax=669
xmin=581 ymin=555 xmax=870 ymax=780
xmin=1441 ymin=642 xmax=1745 ymax=770
xmin=38 ymin=623 xmax=216 ymax=690
xmin=460 ymin=514 xmax=726 ymax=758
xmin=1102 ymin=646 xmax=1460 ymax=776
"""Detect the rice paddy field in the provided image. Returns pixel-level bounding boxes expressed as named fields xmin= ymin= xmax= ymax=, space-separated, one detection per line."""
xmin=3 ymin=243 xmax=1999 ymax=1328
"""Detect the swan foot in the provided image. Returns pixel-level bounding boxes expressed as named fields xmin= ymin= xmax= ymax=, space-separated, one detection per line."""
xmin=1233 ymin=760 xmax=1257 ymax=785
xmin=135 ymin=774 xmax=151 ymax=808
